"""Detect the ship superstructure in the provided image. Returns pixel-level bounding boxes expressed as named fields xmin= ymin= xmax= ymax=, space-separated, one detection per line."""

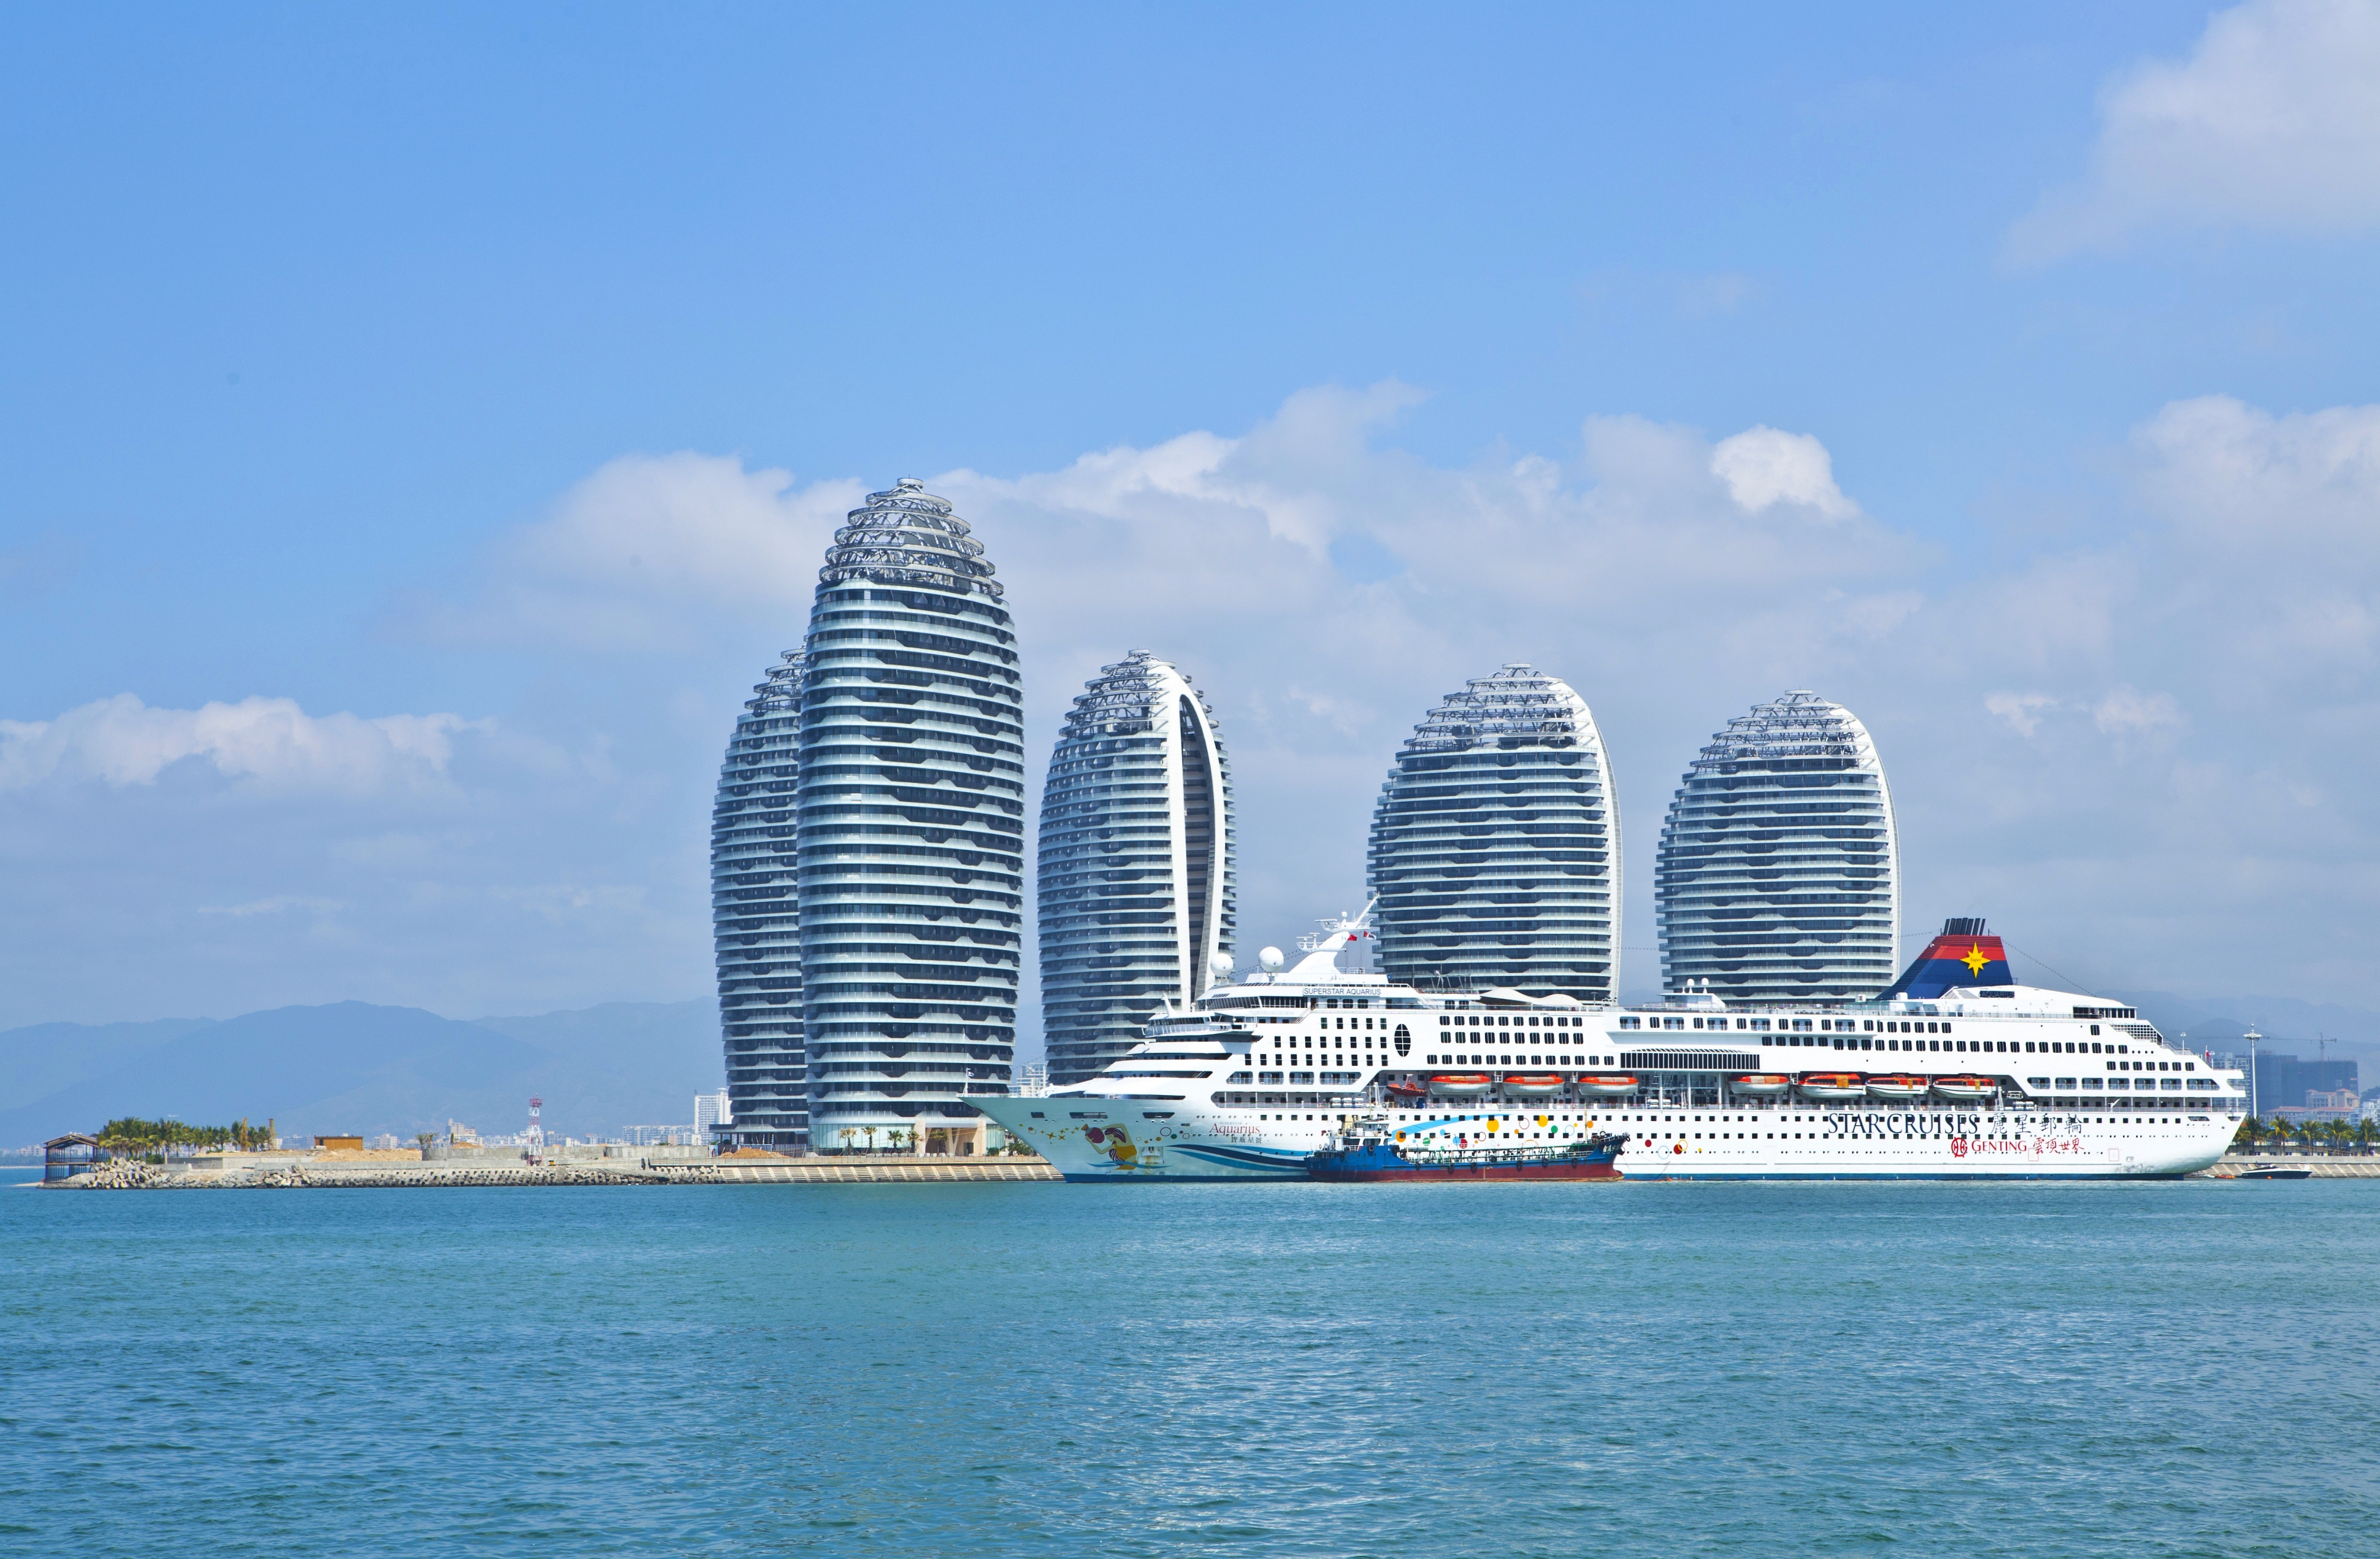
xmin=975 ymin=915 xmax=2246 ymax=1180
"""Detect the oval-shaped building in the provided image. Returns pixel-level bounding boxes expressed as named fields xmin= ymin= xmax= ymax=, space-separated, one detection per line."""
xmin=710 ymin=650 xmax=808 ymax=1150
xmin=1655 ymin=689 xmax=1898 ymax=1002
xmin=1366 ymin=663 xmax=1621 ymax=1000
xmin=796 ymin=480 xmax=1024 ymax=1153
xmin=1037 ymin=650 xmax=1235 ymax=1087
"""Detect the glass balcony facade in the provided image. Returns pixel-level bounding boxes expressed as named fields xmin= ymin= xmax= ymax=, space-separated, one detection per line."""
xmin=797 ymin=480 xmax=1023 ymax=1151
xmin=1367 ymin=663 xmax=1621 ymax=1000
xmin=1656 ymin=689 xmax=1899 ymax=1002
xmin=711 ymin=650 xmax=808 ymax=1150
xmin=1037 ymin=650 xmax=1236 ymax=1087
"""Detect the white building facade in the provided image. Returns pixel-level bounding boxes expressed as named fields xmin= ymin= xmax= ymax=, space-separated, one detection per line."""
xmin=1656 ymin=689 xmax=1900 ymax=1002
xmin=710 ymin=650 xmax=809 ymax=1149
xmin=1367 ymin=664 xmax=1622 ymax=1001
xmin=797 ymin=480 xmax=1023 ymax=1152
xmin=1037 ymin=650 xmax=1236 ymax=1087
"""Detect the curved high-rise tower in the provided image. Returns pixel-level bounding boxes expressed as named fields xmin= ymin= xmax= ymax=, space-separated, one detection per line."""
xmin=1367 ymin=663 xmax=1621 ymax=999
xmin=711 ymin=650 xmax=808 ymax=1150
xmin=797 ymin=480 xmax=1023 ymax=1152
xmin=1038 ymin=650 xmax=1236 ymax=1087
xmin=1656 ymin=689 xmax=1898 ymax=1001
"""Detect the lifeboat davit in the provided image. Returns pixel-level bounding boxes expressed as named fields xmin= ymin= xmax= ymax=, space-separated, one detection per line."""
xmin=1931 ymin=1075 xmax=1998 ymax=1102
xmin=1500 ymin=1073 xmax=1565 ymax=1097
xmin=1575 ymin=1074 xmax=1639 ymax=1097
xmin=1865 ymin=1075 xmax=1929 ymax=1101
xmin=1729 ymin=1074 xmax=1790 ymax=1097
xmin=1427 ymin=1073 xmax=1493 ymax=1098
xmin=1796 ymin=1072 xmax=1867 ymax=1101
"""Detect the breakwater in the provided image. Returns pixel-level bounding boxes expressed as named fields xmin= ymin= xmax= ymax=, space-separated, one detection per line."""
xmin=45 ymin=1152 xmax=1059 ymax=1189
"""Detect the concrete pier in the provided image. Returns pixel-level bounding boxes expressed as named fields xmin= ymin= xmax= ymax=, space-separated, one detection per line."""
xmin=42 ymin=1150 xmax=1058 ymax=1188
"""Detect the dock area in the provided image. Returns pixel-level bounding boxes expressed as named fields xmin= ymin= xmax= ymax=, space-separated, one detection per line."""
xmin=2201 ymin=1154 xmax=2380 ymax=1179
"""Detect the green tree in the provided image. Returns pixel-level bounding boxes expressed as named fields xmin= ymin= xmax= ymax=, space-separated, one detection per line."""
xmin=2356 ymin=1117 xmax=2377 ymax=1154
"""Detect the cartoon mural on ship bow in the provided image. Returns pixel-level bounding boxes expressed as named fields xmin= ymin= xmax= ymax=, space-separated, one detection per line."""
xmin=1081 ymin=1125 xmax=1143 ymax=1169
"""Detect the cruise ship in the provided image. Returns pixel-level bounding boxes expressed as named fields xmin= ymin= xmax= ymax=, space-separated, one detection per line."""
xmin=975 ymin=913 xmax=2246 ymax=1180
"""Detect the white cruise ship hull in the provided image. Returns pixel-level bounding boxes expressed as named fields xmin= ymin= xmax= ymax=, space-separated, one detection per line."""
xmin=979 ymin=1095 xmax=2233 ymax=1182
xmin=980 ymin=915 xmax=2244 ymax=1183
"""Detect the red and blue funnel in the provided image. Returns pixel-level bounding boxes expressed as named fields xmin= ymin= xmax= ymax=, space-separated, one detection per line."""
xmin=1883 ymin=917 xmax=2013 ymax=999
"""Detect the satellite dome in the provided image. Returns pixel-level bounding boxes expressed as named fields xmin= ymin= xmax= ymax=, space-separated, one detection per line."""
xmin=1259 ymin=946 xmax=1285 ymax=971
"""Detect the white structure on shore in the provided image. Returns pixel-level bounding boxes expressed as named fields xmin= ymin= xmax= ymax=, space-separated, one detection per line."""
xmin=1367 ymin=663 xmax=1622 ymax=1001
xmin=1656 ymin=689 xmax=1899 ymax=1001
xmin=1037 ymin=650 xmax=1236 ymax=1087
xmin=797 ymin=480 xmax=1023 ymax=1152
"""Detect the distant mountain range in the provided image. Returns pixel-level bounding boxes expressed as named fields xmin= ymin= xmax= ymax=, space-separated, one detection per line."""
xmin=0 ymin=999 xmax=721 ymax=1150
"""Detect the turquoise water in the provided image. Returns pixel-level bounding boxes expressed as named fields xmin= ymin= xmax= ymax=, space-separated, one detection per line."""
xmin=6 ymin=1172 xmax=2375 ymax=1556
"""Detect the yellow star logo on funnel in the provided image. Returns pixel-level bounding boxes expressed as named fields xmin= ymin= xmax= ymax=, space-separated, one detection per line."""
xmin=1961 ymin=944 xmax=1989 ymax=977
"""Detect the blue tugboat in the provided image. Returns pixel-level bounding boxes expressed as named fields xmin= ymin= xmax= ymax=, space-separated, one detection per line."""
xmin=1305 ymin=1115 xmax=1627 ymax=1182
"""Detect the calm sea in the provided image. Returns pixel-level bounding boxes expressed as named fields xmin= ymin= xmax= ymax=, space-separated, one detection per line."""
xmin=4 ymin=1169 xmax=2374 ymax=1556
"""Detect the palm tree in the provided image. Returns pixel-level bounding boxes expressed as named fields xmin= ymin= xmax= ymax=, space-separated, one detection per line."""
xmin=2356 ymin=1117 xmax=2377 ymax=1155
xmin=2233 ymin=1117 xmax=2261 ymax=1152
xmin=861 ymin=1124 xmax=880 ymax=1153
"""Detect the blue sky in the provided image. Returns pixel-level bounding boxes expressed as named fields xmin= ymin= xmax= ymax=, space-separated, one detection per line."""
xmin=6 ymin=2 xmax=2379 ymax=1042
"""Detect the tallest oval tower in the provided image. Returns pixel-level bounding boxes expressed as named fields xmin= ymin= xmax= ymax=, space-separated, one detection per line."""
xmin=797 ymin=480 xmax=1024 ymax=1153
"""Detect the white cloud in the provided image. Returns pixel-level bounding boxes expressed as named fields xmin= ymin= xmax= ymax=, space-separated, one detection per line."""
xmin=413 ymin=452 xmax=865 ymax=650
xmin=1708 ymin=425 xmax=1859 ymax=518
xmin=2092 ymin=687 xmax=2186 ymax=735
xmin=2012 ymin=0 xmax=2380 ymax=262
xmin=1986 ymin=692 xmax=2058 ymax=737
xmin=0 ymin=695 xmax=482 ymax=794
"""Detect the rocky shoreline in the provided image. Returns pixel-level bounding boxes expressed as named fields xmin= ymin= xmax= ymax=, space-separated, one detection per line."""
xmin=42 ymin=1155 xmax=1053 ymax=1188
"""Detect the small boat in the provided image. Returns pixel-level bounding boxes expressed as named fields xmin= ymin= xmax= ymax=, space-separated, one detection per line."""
xmin=1865 ymin=1075 xmax=1929 ymax=1101
xmin=1384 ymin=1079 xmax=1429 ymax=1101
xmin=1729 ymin=1074 xmax=1791 ymax=1097
xmin=1306 ymin=1116 xmax=1626 ymax=1182
xmin=1796 ymin=1072 xmax=1867 ymax=1101
xmin=1576 ymin=1074 xmax=1639 ymax=1097
xmin=1930 ymin=1076 xmax=1998 ymax=1102
xmin=2233 ymin=1163 xmax=2313 ymax=1180
xmin=1427 ymin=1073 xmax=1494 ymax=1098
xmin=1500 ymin=1073 xmax=1567 ymax=1097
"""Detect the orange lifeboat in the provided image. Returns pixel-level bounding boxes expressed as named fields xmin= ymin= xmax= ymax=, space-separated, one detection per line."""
xmin=1575 ymin=1074 xmax=1639 ymax=1097
xmin=1864 ymin=1075 xmax=1929 ymax=1101
xmin=1930 ymin=1075 xmax=1998 ymax=1103
xmin=1795 ymin=1072 xmax=1867 ymax=1101
xmin=1729 ymin=1074 xmax=1790 ymax=1097
xmin=1427 ymin=1073 xmax=1493 ymax=1098
xmin=1500 ymin=1073 xmax=1565 ymax=1098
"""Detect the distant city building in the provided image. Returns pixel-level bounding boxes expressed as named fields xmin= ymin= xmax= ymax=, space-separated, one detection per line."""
xmin=1367 ymin=664 xmax=1621 ymax=999
xmin=798 ymin=480 xmax=1023 ymax=1152
xmin=1038 ymin=650 xmax=1236 ymax=1086
xmin=694 ymin=1088 xmax=732 ymax=1136
xmin=711 ymin=652 xmax=809 ymax=1150
xmin=2215 ymin=1049 xmax=2360 ymax=1118
xmin=1657 ymin=690 xmax=1898 ymax=1002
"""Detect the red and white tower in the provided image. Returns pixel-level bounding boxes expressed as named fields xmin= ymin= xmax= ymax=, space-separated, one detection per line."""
xmin=528 ymin=1096 xmax=545 ymax=1149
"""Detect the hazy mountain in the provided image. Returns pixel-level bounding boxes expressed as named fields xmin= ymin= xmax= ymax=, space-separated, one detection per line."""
xmin=0 ymin=999 xmax=724 ymax=1149
xmin=0 ymin=1016 xmax=219 ymax=1111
